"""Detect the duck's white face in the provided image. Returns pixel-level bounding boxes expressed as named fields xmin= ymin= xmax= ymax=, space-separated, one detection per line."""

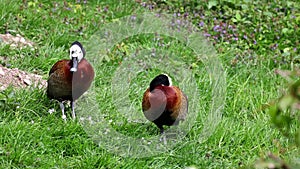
xmin=69 ymin=44 xmax=84 ymax=62
xmin=69 ymin=42 xmax=85 ymax=72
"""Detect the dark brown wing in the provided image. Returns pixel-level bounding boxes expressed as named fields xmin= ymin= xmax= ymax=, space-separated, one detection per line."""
xmin=48 ymin=59 xmax=69 ymax=76
xmin=47 ymin=59 xmax=72 ymax=101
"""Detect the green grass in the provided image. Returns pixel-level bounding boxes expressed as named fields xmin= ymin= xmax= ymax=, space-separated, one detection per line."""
xmin=0 ymin=0 xmax=300 ymax=168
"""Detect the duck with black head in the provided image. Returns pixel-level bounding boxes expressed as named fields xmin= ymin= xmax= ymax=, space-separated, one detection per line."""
xmin=142 ymin=74 xmax=188 ymax=139
xmin=47 ymin=41 xmax=95 ymax=121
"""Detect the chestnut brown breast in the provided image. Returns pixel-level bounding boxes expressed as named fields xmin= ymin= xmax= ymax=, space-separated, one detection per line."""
xmin=142 ymin=85 xmax=187 ymax=126
xmin=47 ymin=58 xmax=94 ymax=101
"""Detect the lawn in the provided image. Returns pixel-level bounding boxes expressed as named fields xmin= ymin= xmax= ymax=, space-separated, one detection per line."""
xmin=0 ymin=0 xmax=299 ymax=168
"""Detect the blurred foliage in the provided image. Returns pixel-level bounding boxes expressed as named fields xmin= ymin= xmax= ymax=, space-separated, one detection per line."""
xmin=243 ymin=152 xmax=293 ymax=169
xmin=260 ymin=69 xmax=300 ymax=168
xmin=269 ymin=69 xmax=300 ymax=145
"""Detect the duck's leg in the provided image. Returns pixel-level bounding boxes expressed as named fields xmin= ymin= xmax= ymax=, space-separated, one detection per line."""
xmin=159 ymin=127 xmax=164 ymax=134
xmin=71 ymin=101 xmax=76 ymax=119
xmin=59 ymin=102 xmax=67 ymax=121
xmin=158 ymin=126 xmax=167 ymax=145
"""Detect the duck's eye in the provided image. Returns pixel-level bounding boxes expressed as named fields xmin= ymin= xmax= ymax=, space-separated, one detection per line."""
xmin=71 ymin=51 xmax=75 ymax=54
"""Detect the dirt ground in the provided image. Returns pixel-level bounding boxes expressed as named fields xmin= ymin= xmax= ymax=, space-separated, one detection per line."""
xmin=0 ymin=33 xmax=47 ymax=91
xmin=0 ymin=64 xmax=46 ymax=90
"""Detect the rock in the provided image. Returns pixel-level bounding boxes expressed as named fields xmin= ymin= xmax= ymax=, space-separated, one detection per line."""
xmin=0 ymin=64 xmax=47 ymax=91
xmin=23 ymin=79 xmax=32 ymax=86
xmin=0 ymin=67 xmax=4 ymax=76
xmin=0 ymin=33 xmax=35 ymax=49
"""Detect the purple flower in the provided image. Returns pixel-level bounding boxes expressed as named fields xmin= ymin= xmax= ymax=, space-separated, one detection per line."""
xmin=243 ymin=35 xmax=247 ymax=39
xmin=294 ymin=48 xmax=297 ymax=52
xmin=103 ymin=6 xmax=108 ymax=12
xmin=148 ymin=4 xmax=153 ymax=10
xmin=203 ymin=33 xmax=211 ymax=37
xmin=131 ymin=15 xmax=136 ymax=20
xmin=253 ymin=40 xmax=257 ymax=44
xmin=271 ymin=43 xmax=278 ymax=50
xmin=199 ymin=21 xmax=204 ymax=27
xmin=234 ymin=37 xmax=238 ymax=41
xmin=141 ymin=2 xmax=146 ymax=7
xmin=213 ymin=25 xmax=220 ymax=32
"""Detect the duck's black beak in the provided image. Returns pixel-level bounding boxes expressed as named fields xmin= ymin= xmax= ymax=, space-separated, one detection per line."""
xmin=70 ymin=57 xmax=78 ymax=72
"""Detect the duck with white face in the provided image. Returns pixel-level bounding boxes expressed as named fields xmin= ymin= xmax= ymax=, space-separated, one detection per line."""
xmin=70 ymin=41 xmax=85 ymax=72
xmin=47 ymin=41 xmax=94 ymax=121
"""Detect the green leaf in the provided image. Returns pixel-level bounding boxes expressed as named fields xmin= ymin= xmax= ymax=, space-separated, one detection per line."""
xmin=241 ymin=4 xmax=248 ymax=10
xmin=283 ymin=47 xmax=290 ymax=53
xmin=243 ymin=20 xmax=252 ymax=24
xmin=180 ymin=6 xmax=184 ymax=13
xmin=231 ymin=18 xmax=237 ymax=23
xmin=264 ymin=11 xmax=273 ymax=17
xmin=278 ymin=94 xmax=293 ymax=111
xmin=269 ymin=104 xmax=279 ymax=119
xmin=287 ymin=1 xmax=294 ymax=7
xmin=235 ymin=12 xmax=241 ymax=21
xmin=208 ymin=0 xmax=218 ymax=9
xmin=295 ymin=129 xmax=300 ymax=147
xmin=296 ymin=16 xmax=300 ymax=24
xmin=290 ymin=79 xmax=300 ymax=99
xmin=224 ymin=0 xmax=234 ymax=3
xmin=282 ymin=28 xmax=289 ymax=34
xmin=0 ymin=92 xmax=7 ymax=101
